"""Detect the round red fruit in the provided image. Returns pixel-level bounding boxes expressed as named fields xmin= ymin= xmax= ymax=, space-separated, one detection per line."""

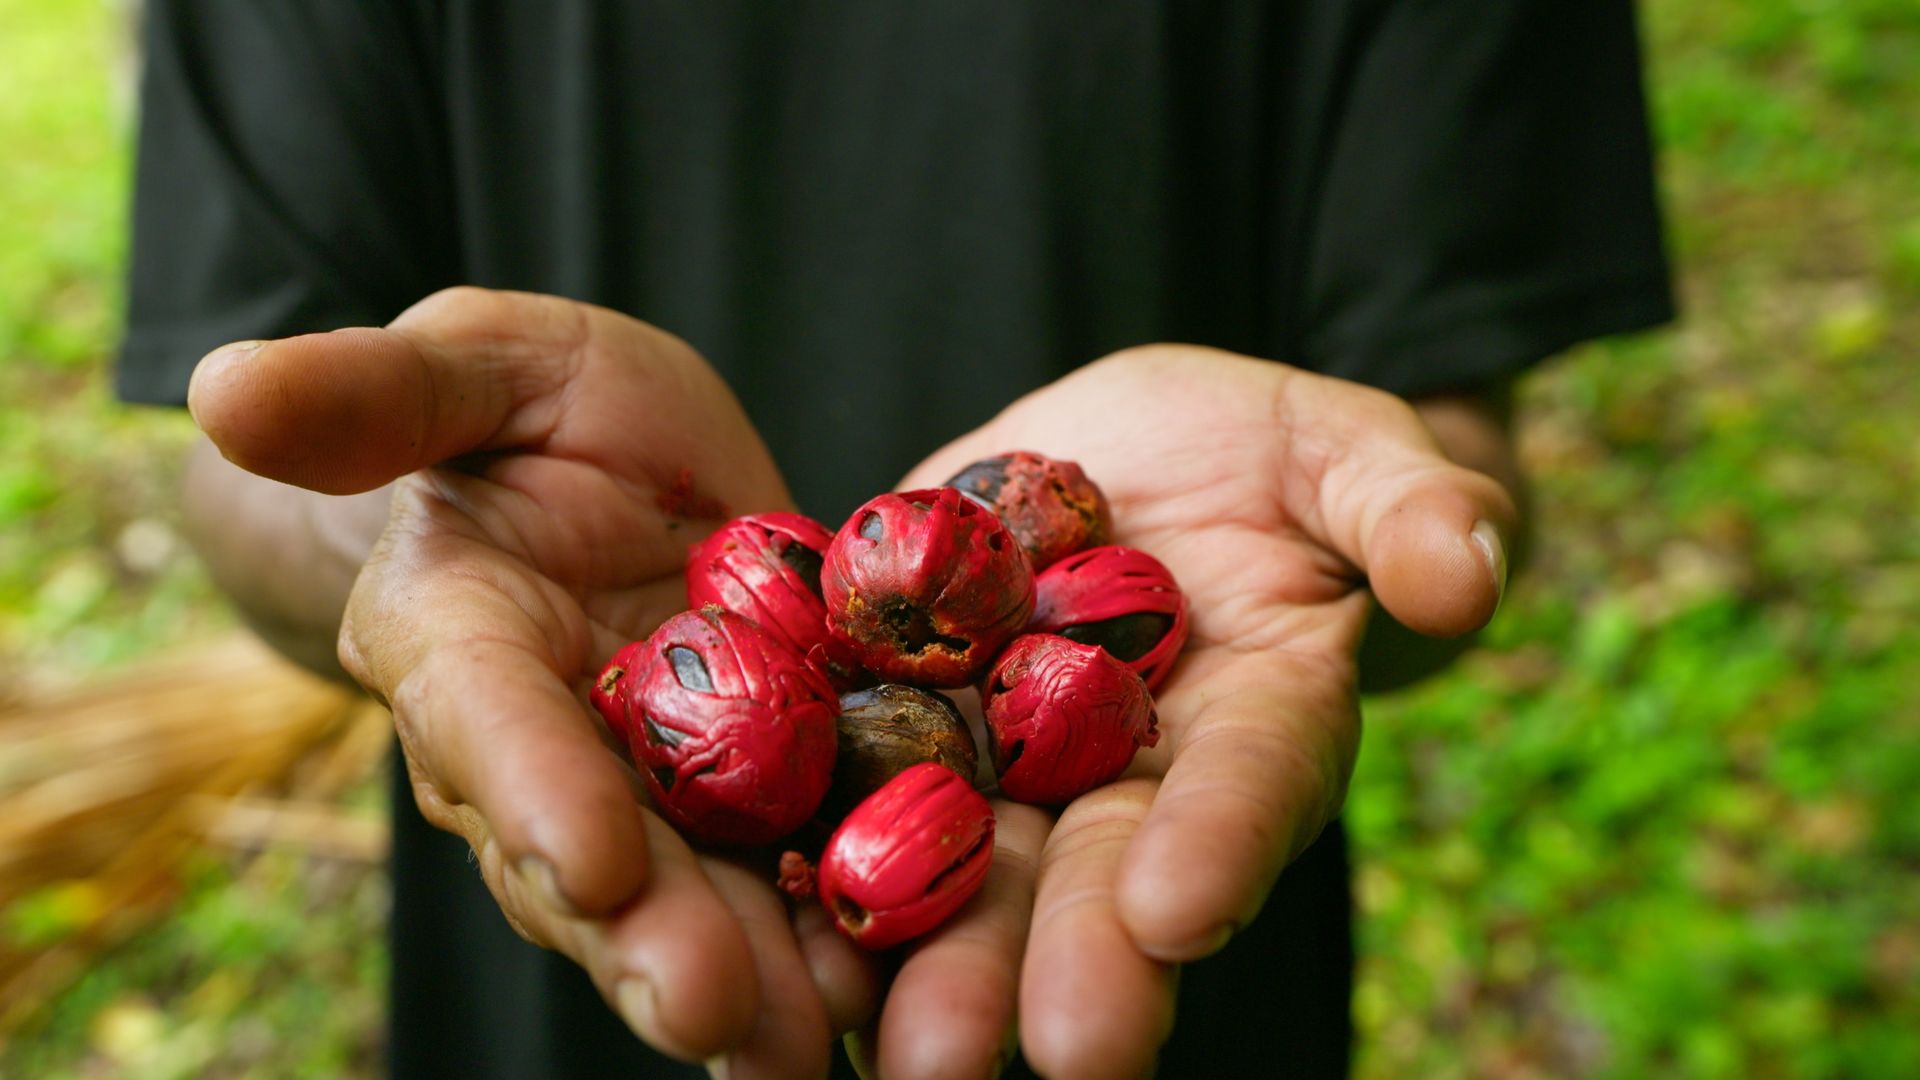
xmin=815 ymin=762 xmax=996 ymax=949
xmin=1029 ymin=545 xmax=1189 ymax=692
xmin=981 ymin=633 xmax=1158 ymax=805
xmin=823 ymin=488 xmax=1034 ymax=688
xmin=625 ymin=606 xmax=838 ymax=845
xmin=944 ymin=450 xmax=1112 ymax=570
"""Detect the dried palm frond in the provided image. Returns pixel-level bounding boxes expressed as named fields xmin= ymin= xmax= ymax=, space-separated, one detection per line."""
xmin=0 ymin=634 xmax=391 ymax=1036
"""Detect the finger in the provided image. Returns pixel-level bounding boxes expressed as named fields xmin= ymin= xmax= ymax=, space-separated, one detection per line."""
xmin=589 ymin=817 xmax=762 ymax=1060
xmin=452 ymin=809 xmax=760 ymax=1061
xmin=384 ymin=626 xmax=652 ymax=917
xmin=1114 ymin=651 xmax=1360 ymax=963
xmin=1287 ymin=375 xmax=1517 ymax=637
xmin=793 ymin=903 xmax=883 ymax=1037
xmin=701 ymin=859 xmax=835 ymax=1079
xmin=186 ymin=287 xmax=585 ymax=494
xmin=186 ymin=286 xmax=789 ymax=514
xmin=1021 ymin=780 xmax=1176 ymax=1080
xmin=871 ymin=802 xmax=1050 ymax=1080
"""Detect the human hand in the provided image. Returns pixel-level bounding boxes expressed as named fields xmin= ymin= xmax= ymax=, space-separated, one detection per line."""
xmin=857 ymin=345 xmax=1517 ymax=1078
xmin=187 ymin=287 xmax=877 ymax=1075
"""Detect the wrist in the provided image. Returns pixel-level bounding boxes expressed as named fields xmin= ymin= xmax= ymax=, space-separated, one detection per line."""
xmin=182 ymin=437 xmax=392 ymax=681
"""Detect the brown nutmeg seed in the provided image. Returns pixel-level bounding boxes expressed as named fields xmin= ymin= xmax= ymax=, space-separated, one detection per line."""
xmin=823 ymin=684 xmax=978 ymax=818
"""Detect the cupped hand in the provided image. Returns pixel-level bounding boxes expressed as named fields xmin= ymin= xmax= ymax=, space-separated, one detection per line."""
xmin=858 ymin=345 xmax=1517 ymax=1079
xmin=187 ymin=287 xmax=877 ymax=1075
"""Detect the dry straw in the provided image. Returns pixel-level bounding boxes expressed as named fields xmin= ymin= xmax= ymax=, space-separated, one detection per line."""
xmin=0 ymin=634 xmax=390 ymax=1035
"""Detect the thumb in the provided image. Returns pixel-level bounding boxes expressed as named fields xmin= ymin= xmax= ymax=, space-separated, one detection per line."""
xmin=186 ymin=287 xmax=589 ymax=495
xmin=1301 ymin=379 xmax=1519 ymax=638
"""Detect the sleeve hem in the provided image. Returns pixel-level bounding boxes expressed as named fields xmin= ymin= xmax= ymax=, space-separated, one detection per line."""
xmin=1309 ymin=274 xmax=1677 ymax=399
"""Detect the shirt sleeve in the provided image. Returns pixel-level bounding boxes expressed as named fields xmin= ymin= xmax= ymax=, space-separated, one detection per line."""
xmin=1296 ymin=0 xmax=1674 ymax=398
xmin=115 ymin=0 xmax=454 ymax=406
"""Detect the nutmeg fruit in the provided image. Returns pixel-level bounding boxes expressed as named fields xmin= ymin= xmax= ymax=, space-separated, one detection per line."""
xmin=623 ymin=606 xmax=838 ymax=845
xmin=823 ymin=684 xmax=978 ymax=818
xmin=981 ymin=633 xmax=1158 ymax=805
xmin=1028 ymin=544 xmax=1189 ymax=692
xmin=944 ymin=450 xmax=1112 ymax=570
xmin=822 ymin=488 xmax=1034 ymax=687
xmin=811 ymin=762 xmax=996 ymax=949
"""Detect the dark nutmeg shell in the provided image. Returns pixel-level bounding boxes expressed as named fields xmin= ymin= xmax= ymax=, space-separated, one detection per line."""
xmin=824 ymin=684 xmax=979 ymax=819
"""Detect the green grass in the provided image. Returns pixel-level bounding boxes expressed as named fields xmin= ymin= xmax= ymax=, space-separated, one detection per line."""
xmin=1 ymin=0 xmax=1916 ymax=1076
xmin=1350 ymin=1 xmax=1920 ymax=1075
xmin=0 ymin=0 xmax=222 ymax=683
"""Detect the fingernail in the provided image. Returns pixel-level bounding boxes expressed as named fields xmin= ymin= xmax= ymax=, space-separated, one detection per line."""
xmin=1470 ymin=520 xmax=1507 ymax=609
xmin=186 ymin=341 xmax=267 ymax=427
xmin=516 ymin=857 xmax=579 ymax=918
xmin=617 ymin=977 xmax=693 ymax=1060
xmin=207 ymin=340 xmax=267 ymax=367
xmin=705 ymin=1055 xmax=732 ymax=1079
xmin=1148 ymin=922 xmax=1234 ymax=962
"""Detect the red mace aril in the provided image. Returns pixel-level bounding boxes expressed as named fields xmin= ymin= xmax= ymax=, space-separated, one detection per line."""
xmin=791 ymin=762 xmax=996 ymax=950
xmin=684 ymin=511 xmax=864 ymax=689
xmin=1028 ymin=545 xmax=1190 ymax=692
xmin=822 ymin=488 xmax=1034 ymax=688
xmin=943 ymin=450 xmax=1112 ymax=570
xmin=590 ymin=640 xmax=648 ymax=743
xmin=624 ymin=606 xmax=839 ymax=845
xmin=981 ymin=633 xmax=1159 ymax=805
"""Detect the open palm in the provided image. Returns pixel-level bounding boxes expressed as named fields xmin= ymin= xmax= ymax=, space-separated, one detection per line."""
xmin=189 ymin=288 xmax=876 ymax=1075
xmin=857 ymin=345 xmax=1516 ymax=1078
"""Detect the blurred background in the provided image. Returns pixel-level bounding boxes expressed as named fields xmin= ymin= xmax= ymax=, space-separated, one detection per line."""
xmin=0 ymin=0 xmax=1914 ymax=1076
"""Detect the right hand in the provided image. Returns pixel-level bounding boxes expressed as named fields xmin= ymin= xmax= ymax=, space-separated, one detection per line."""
xmin=188 ymin=288 xmax=872 ymax=1073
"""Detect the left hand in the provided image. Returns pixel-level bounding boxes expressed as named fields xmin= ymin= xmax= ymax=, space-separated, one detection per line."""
xmin=850 ymin=344 xmax=1517 ymax=1078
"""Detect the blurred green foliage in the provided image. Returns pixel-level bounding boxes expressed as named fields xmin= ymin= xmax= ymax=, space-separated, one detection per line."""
xmin=0 ymin=0 xmax=1915 ymax=1076
xmin=0 ymin=0 xmax=222 ymax=683
xmin=1352 ymin=1 xmax=1920 ymax=1076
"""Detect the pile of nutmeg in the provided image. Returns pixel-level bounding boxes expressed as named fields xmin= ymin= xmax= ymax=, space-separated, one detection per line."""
xmin=592 ymin=452 xmax=1187 ymax=948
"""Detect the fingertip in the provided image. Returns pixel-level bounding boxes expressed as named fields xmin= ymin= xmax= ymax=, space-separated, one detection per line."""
xmin=492 ymin=749 xmax=652 ymax=916
xmin=1366 ymin=481 xmax=1512 ymax=638
xmin=188 ymin=327 xmax=430 ymax=494
xmin=1113 ymin=822 xmax=1246 ymax=964
xmin=793 ymin=905 xmax=881 ymax=1036
xmin=610 ymin=841 xmax=763 ymax=1060
xmin=185 ymin=339 xmax=266 ymax=433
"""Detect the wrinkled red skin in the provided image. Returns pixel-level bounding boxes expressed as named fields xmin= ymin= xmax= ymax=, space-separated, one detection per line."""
xmin=815 ymin=762 xmax=996 ymax=949
xmin=685 ymin=512 xmax=865 ymax=689
xmin=590 ymin=641 xmax=649 ymax=743
xmin=981 ymin=634 xmax=1159 ymax=805
xmin=1028 ymin=545 xmax=1190 ymax=692
xmin=822 ymin=488 xmax=1034 ymax=688
xmin=625 ymin=607 xmax=839 ymax=845
xmin=944 ymin=450 xmax=1112 ymax=571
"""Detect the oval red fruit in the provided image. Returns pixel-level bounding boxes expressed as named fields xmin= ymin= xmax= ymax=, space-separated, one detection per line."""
xmin=684 ymin=512 xmax=865 ymax=689
xmin=981 ymin=633 xmax=1158 ymax=805
xmin=1028 ymin=545 xmax=1189 ymax=692
xmin=822 ymin=488 xmax=1034 ymax=687
xmin=625 ymin=606 xmax=838 ymax=845
xmin=816 ymin=762 xmax=996 ymax=949
xmin=944 ymin=450 xmax=1112 ymax=570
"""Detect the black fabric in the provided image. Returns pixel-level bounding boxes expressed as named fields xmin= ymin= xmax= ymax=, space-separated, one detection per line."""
xmin=120 ymin=2 xmax=1672 ymax=1076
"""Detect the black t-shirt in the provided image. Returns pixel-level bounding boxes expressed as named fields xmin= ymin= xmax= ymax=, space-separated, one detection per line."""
xmin=118 ymin=3 xmax=1671 ymax=1076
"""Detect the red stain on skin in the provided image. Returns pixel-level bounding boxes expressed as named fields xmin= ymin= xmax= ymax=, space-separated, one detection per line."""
xmin=656 ymin=467 xmax=731 ymax=521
